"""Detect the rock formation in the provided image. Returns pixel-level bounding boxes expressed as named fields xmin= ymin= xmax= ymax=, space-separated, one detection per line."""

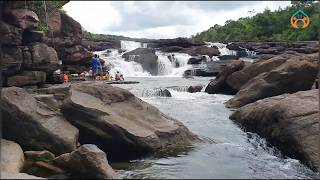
xmin=61 ymin=81 xmax=200 ymax=160
xmin=230 ymin=89 xmax=319 ymax=171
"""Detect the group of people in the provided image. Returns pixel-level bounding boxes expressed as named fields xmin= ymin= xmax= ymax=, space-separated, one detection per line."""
xmin=89 ymin=54 xmax=124 ymax=81
xmin=60 ymin=54 xmax=124 ymax=83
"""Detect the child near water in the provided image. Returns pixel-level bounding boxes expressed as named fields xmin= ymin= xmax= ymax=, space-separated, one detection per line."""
xmin=63 ymin=72 xmax=69 ymax=83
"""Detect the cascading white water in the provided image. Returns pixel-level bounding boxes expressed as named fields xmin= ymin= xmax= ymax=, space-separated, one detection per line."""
xmin=97 ymin=41 xmax=193 ymax=77
xmin=156 ymin=52 xmax=192 ymax=77
xmin=96 ymin=40 xmax=255 ymax=77
xmin=205 ymin=42 xmax=237 ymax=56
xmin=97 ymin=48 xmax=151 ymax=77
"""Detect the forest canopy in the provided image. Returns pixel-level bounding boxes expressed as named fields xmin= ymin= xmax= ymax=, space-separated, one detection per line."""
xmin=192 ymin=1 xmax=320 ymax=42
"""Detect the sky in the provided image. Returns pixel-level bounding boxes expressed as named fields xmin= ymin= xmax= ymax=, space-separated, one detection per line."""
xmin=63 ymin=1 xmax=292 ymax=39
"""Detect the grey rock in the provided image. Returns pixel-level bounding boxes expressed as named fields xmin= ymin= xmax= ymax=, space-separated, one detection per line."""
xmin=1 ymin=87 xmax=79 ymax=155
xmin=230 ymin=89 xmax=319 ymax=171
xmin=54 ymin=144 xmax=116 ymax=179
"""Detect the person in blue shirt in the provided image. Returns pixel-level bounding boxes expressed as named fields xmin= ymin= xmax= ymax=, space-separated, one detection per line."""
xmin=91 ymin=54 xmax=100 ymax=79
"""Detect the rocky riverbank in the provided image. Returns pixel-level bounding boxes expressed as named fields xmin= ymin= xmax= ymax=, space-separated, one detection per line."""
xmin=1 ymin=81 xmax=200 ymax=178
xmin=203 ymin=43 xmax=319 ymax=172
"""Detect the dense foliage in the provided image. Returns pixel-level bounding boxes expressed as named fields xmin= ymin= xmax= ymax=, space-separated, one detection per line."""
xmin=192 ymin=1 xmax=320 ymax=42
xmin=28 ymin=1 xmax=68 ymax=32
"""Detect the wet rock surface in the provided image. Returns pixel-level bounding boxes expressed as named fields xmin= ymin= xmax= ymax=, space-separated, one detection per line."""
xmin=230 ymin=89 xmax=319 ymax=171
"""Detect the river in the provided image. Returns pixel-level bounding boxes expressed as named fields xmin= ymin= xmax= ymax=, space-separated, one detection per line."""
xmin=95 ymin=41 xmax=319 ymax=179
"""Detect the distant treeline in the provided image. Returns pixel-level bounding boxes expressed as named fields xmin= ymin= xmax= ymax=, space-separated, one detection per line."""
xmin=192 ymin=1 xmax=320 ymax=42
xmin=82 ymin=30 xmax=135 ymax=42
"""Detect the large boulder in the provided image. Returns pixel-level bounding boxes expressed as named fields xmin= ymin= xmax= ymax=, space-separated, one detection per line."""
xmin=181 ymin=46 xmax=220 ymax=57
xmin=205 ymin=60 xmax=245 ymax=95
xmin=226 ymin=54 xmax=318 ymax=108
xmin=54 ymin=144 xmax=115 ymax=179
xmin=47 ymin=12 xmax=82 ymax=45
xmin=56 ymin=45 xmax=92 ymax=65
xmin=0 ymin=21 xmax=23 ymax=45
xmin=6 ymin=71 xmax=46 ymax=87
xmin=61 ymin=82 xmax=199 ymax=160
xmin=1 ymin=87 xmax=79 ymax=155
xmin=226 ymin=53 xmax=302 ymax=91
xmin=1 ymin=139 xmax=25 ymax=173
xmin=59 ymin=12 xmax=82 ymax=44
xmin=229 ymin=90 xmax=319 ymax=171
xmin=4 ymin=9 xmax=39 ymax=30
xmin=2 ymin=46 xmax=23 ymax=75
xmin=23 ymin=43 xmax=60 ymax=73
xmin=122 ymin=48 xmax=158 ymax=75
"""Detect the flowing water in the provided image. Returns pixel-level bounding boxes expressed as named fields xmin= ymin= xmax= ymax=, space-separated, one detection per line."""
xmin=96 ymin=41 xmax=319 ymax=179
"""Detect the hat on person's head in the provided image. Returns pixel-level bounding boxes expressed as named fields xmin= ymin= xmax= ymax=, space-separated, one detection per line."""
xmin=94 ymin=54 xmax=98 ymax=58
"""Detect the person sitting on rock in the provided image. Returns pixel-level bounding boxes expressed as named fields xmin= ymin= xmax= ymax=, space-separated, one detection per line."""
xmin=115 ymin=71 xmax=121 ymax=81
xmin=102 ymin=71 xmax=110 ymax=81
xmin=90 ymin=54 xmax=100 ymax=79
xmin=95 ymin=73 xmax=102 ymax=81
xmin=120 ymin=74 xmax=124 ymax=81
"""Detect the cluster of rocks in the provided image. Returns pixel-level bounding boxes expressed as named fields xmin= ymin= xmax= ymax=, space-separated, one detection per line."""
xmin=1 ymin=5 xmax=60 ymax=87
xmin=1 ymin=1 xmax=94 ymax=87
xmin=204 ymin=46 xmax=319 ymax=171
xmin=227 ymin=41 xmax=319 ymax=58
xmin=1 ymin=82 xmax=200 ymax=178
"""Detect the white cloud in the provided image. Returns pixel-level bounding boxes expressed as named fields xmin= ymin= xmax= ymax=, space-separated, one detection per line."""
xmin=63 ymin=1 xmax=291 ymax=39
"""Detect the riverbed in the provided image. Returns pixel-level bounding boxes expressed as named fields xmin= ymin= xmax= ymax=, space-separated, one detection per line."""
xmin=110 ymin=76 xmax=318 ymax=179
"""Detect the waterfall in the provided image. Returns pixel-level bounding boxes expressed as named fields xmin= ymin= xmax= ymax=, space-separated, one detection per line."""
xmin=97 ymin=48 xmax=151 ymax=77
xmin=205 ymin=42 xmax=237 ymax=56
xmin=96 ymin=40 xmax=255 ymax=78
xmin=156 ymin=52 xmax=192 ymax=77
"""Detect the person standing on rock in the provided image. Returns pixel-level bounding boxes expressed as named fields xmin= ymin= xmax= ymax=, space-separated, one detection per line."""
xmin=90 ymin=54 xmax=100 ymax=79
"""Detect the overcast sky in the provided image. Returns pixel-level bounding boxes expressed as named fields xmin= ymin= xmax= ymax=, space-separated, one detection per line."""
xmin=63 ymin=1 xmax=291 ymax=39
